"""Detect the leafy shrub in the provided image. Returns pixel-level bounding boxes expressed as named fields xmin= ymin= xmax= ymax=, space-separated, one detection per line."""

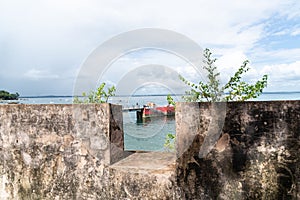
xmin=73 ymin=83 xmax=116 ymax=103
xmin=165 ymin=48 xmax=268 ymax=152
xmin=180 ymin=48 xmax=268 ymax=102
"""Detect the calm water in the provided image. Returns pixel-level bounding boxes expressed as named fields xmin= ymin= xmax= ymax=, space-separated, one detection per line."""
xmin=1 ymin=92 xmax=299 ymax=151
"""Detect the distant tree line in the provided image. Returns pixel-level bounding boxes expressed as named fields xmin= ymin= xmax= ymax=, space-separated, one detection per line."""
xmin=0 ymin=90 xmax=19 ymax=100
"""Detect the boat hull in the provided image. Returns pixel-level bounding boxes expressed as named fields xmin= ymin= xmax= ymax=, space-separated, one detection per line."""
xmin=143 ymin=106 xmax=175 ymax=118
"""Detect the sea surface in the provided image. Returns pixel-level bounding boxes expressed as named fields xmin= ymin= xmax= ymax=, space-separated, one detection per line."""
xmin=1 ymin=92 xmax=299 ymax=151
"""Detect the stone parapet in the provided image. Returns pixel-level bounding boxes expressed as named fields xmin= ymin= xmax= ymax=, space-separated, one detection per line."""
xmin=175 ymin=101 xmax=300 ymax=199
xmin=1 ymin=101 xmax=300 ymax=199
xmin=0 ymin=103 xmax=124 ymax=199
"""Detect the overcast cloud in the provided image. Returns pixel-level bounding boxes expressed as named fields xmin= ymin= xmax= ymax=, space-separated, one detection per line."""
xmin=0 ymin=0 xmax=299 ymax=95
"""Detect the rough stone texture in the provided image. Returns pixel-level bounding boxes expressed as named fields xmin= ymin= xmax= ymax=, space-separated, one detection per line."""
xmin=109 ymin=152 xmax=177 ymax=200
xmin=0 ymin=103 xmax=125 ymax=199
xmin=176 ymin=101 xmax=300 ymax=199
xmin=1 ymin=101 xmax=300 ymax=199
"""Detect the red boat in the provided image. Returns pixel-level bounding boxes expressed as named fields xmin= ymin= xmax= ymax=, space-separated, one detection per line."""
xmin=142 ymin=105 xmax=175 ymax=118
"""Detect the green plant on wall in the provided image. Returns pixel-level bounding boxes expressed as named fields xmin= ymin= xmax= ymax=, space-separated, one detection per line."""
xmin=167 ymin=94 xmax=176 ymax=106
xmin=73 ymin=82 xmax=116 ymax=103
xmin=164 ymin=133 xmax=176 ymax=152
xmin=165 ymin=48 xmax=268 ymax=151
xmin=180 ymin=48 xmax=268 ymax=102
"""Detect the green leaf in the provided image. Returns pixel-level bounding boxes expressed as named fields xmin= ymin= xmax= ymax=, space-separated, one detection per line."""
xmin=180 ymin=48 xmax=268 ymax=102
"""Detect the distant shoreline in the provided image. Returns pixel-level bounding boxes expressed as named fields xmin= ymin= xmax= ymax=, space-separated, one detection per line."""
xmin=20 ymin=91 xmax=300 ymax=99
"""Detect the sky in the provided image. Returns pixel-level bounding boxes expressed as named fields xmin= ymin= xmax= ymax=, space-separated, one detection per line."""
xmin=0 ymin=0 xmax=300 ymax=96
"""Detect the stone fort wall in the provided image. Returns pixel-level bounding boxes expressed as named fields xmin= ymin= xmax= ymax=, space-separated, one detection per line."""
xmin=0 ymin=101 xmax=299 ymax=199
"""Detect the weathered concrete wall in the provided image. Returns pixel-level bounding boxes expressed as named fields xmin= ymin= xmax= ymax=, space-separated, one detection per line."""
xmin=109 ymin=151 xmax=177 ymax=199
xmin=176 ymin=101 xmax=300 ymax=199
xmin=1 ymin=101 xmax=300 ymax=199
xmin=0 ymin=103 xmax=125 ymax=199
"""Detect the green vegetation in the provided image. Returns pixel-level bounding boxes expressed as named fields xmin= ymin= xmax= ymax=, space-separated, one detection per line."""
xmin=73 ymin=82 xmax=116 ymax=103
xmin=180 ymin=48 xmax=268 ymax=102
xmin=164 ymin=48 xmax=268 ymax=151
xmin=167 ymin=94 xmax=175 ymax=106
xmin=164 ymin=133 xmax=175 ymax=152
xmin=0 ymin=90 xmax=19 ymax=100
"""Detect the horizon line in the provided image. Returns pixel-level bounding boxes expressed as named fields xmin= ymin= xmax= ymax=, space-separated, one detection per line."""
xmin=19 ymin=91 xmax=300 ymax=98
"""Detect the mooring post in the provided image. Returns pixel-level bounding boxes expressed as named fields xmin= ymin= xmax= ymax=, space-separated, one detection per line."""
xmin=136 ymin=108 xmax=143 ymax=122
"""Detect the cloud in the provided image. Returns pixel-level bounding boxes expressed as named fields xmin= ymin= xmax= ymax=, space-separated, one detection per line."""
xmin=215 ymin=51 xmax=248 ymax=82
xmin=200 ymin=50 xmax=300 ymax=92
xmin=272 ymin=28 xmax=300 ymax=37
xmin=250 ymin=48 xmax=300 ymax=65
xmin=115 ymin=64 xmax=190 ymax=95
xmin=261 ymin=61 xmax=300 ymax=79
xmin=0 ymin=0 xmax=290 ymax=51
xmin=291 ymin=28 xmax=300 ymax=36
xmin=278 ymin=1 xmax=300 ymax=19
xmin=1 ymin=0 xmax=300 ymax=95
xmin=24 ymin=69 xmax=59 ymax=80
xmin=257 ymin=61 xmax=300 ymax=91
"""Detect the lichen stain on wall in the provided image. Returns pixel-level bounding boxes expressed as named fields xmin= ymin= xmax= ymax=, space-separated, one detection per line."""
xmin=176 ymin=101 xmax=300 ymax=199
xmin=0 ymin=101 xmax=300 ymax=199
xmin=0 ymin=104 xmax=122 ymax=199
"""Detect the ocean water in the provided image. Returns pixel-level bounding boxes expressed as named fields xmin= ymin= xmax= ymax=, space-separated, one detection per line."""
xmin=1 ymin=92 xmax=299 ymax=151
xmin=118 ymin=92 xmax=300 ymax=151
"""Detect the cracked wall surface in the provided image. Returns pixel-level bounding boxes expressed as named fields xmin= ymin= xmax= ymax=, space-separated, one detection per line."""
xmin=0 ymin=103 xmax=124 ymax=199
xmin=0 ymin=101 xmax=300 ymax=199
xmin=176 ymin=101 xmax=300 ymax=199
